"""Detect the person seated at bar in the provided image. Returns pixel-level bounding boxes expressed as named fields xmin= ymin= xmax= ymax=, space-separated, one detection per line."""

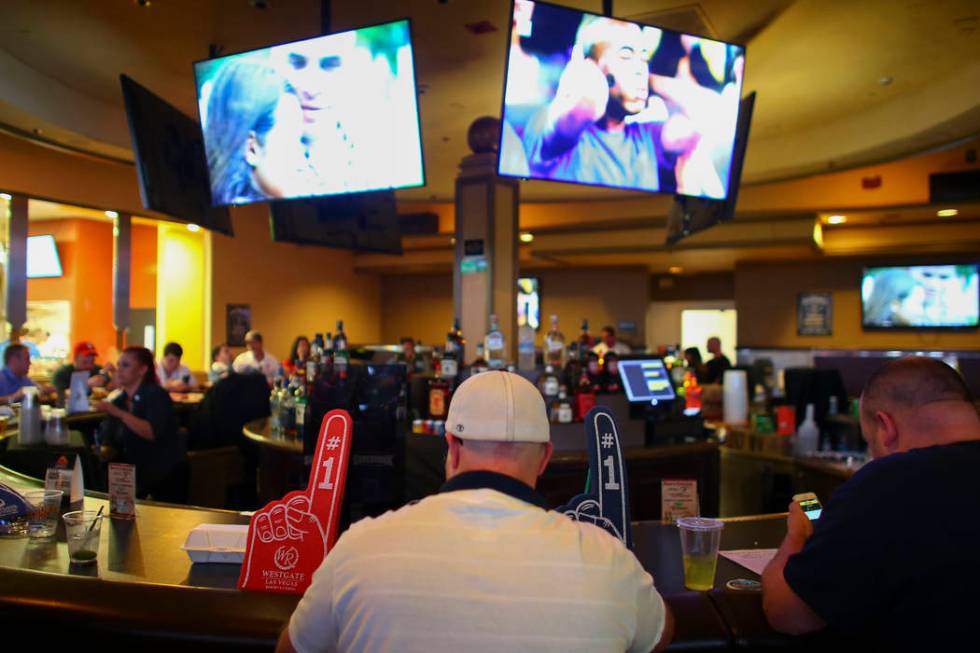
xmin=701 ymin=336 xmax=730 ymax=384
xmin=762 ymin=356 xmax=980 ymax=649
xmin=209 ymin=343 xmax=233 ymax=384
xmin=277 ymin=371 xmax=672 ymax=653
xmin=282 ymin=335 xmax=311 ymax=378
xmin=155 ymin=342 xmax=198 ymax=392
xmin=592 ymin=325 xmax=631 ymax=357
xmin=233 ymin=330 xmax=280 ymax=386
xmin=96 ymin=346 xmax=184 ymax=501
xmin=0 ymin=344 xmax=38 ymax=403
xmin=52 ymin=341 xmax=113 ymax=399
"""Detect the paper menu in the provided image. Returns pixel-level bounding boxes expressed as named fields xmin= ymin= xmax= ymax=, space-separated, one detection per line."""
xmin=719 ymin=548 xmax=778 ymax=576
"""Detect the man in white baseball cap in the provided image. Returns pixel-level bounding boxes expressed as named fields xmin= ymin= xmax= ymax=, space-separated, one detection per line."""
xmin=279 ymin=370 xmax=672 ymax=653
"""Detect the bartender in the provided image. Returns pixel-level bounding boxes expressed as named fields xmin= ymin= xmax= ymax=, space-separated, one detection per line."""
xmin=592 ymin=326 xmax=631 ymax=357
xmin=97 ymin=346 xmax=183 ymax=501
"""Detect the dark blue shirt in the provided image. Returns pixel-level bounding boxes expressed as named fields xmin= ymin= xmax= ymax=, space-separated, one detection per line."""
xmin=784 ymin=440 xmax=980 ymax=650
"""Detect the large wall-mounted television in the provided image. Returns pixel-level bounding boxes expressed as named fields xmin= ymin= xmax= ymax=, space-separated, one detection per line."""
xmin=26 ymin=235 xmax=63 ymax=278
xmin=269 ymin=190 xmax=402 ymax=255
xmin=862 ymin=264 xmax=979 ymax=329
xmin=665 ymin=91 xmax=755 ymax=245
xmin=498 ymin=0 xmax=745 ymax=198
xmin=194 ymin=19 xmax=424 ymax=207
xmin=119 ymin=74 xmax=233 ymax=236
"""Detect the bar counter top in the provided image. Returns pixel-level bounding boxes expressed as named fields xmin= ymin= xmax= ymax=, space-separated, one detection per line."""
xmin=0 ymin=462 xmax=804 ymax=651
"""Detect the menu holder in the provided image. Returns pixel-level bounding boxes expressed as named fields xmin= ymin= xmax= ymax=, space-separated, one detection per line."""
xmin=557 ymin=406 xmax=633 ymax=550
xmin=238 ymin=409 xmax=352 ymax=594
xmin=661 ymin=479 xmax=699 ymax=523
xmin=108 ymin=463 xmax=136 ymax=519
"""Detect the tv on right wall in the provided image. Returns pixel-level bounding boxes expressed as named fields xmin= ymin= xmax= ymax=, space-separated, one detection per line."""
xmin=861 ymin=264 xmax=979 ymax=329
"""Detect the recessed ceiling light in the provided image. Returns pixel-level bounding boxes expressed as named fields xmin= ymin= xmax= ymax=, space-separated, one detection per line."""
xmin=187 ymin=223 xmax=201 ymax=232
xmin=937 ymin=208 xmax=959 ymax=217
xmin=0 ymin=193 xmax=11 ymax=201
xmin=878 ymin=75 xmax=894 ymax=86
xmin=668 ymin=266 xmax=683 ymax=274
xmin=519 ymin=232 xmax=534 ymax=243
xmin=826 ymin=214 xmax=847 ymax=225
xmin=104 ymin=210 xmax=119 ymax=219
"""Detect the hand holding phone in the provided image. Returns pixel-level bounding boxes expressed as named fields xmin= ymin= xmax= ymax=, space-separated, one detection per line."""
xmin=793 ymin=492 xmax=822 ymax=520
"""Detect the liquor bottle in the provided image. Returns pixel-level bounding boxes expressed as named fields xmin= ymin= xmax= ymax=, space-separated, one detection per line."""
xmin=471 ymin=343 xmax=488 ymax=375
xmin=556 ymin=385 xmax=573 ymax=423
xmin=484 ymin=314 xmax=505 ymax=370
xmin=544 ymin=314 xmax=565 ymax=368
xmin=539 ymin=364 xmax=560 ymax=402
xmin=683 ymin=371 xmax=702 ymax=416
xmin=577 ymin=319 xmax=593 ymax=362
xmin=294 ymin=379 xmax=308 ymax=432
xmin=443 ymin=318 xmax=464 ymax=381
xmin=322 ymin=332 xmax=334 ymax=376
xmin=517 ymin=320 xmax=535 ymax=371
xmin=603 ymin=352 xmax=622 ymax=393
xmin=332 ymin=321 xmax=348 ymax=379
xmin=269 ymin=378 xmax=283 ymax=436
xmin=428 ymin=374 xmax=451 ymax=420
xmin=280 ymin=378 xmax=297 ymax=436
xmin=307 ymin=334 xmax=324 ymax=385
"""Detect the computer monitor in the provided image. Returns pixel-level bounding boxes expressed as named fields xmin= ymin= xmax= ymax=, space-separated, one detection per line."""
xmin=618 ymin=358 xmax=677 ymax=404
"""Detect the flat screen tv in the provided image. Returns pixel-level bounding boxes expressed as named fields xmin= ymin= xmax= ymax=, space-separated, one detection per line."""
xmin=269 ymin=190 xmax=402 ymax=255
xmin=194 ymin=19 xmax=424 ymax=207
xmin=26 ymin=235 xmax=63 ymax=278
xmin=517 ymin=277 xmax=540 ymax=329
xmin=665 ymin=91 xmax=755 ymax=245
xmin=119 ymin=75 xmax=233 ymax=236
xmin=862 ymin=264 xmax=979 ymax=329
xmin=498 ymin=0 xmax=745 ymax=198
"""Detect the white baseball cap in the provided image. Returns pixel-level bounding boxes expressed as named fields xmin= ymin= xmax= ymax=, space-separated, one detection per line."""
xmin=447 ymin=371 xmax=550 ymax=443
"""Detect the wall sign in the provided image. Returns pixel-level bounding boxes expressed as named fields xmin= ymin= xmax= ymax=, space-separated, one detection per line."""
xmin=226 ymin=304 xmax=251 ymax=346
xmin=797 ymin=292 xmax=832 ymax=336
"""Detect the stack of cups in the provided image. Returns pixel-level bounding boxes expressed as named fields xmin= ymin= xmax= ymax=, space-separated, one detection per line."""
xmin=723 ymin=369 xmax=749 ymax=425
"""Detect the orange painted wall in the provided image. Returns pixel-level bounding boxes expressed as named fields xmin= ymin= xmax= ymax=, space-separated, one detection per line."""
xmin=130 ymin=223 xmax=157 ymax=309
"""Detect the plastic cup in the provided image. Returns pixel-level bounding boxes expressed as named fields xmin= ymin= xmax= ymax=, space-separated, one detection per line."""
xmin=677 ymin=517 xmax=725 ymax=591
xmin=24 ymin=489 xmax=63 ymax=539
xmin=63 ymin=510 xmax=103 ymax=564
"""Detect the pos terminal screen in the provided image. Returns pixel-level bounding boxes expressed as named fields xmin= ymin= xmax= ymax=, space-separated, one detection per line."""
xmin=618 ymin=359 xmax=676 ymax=404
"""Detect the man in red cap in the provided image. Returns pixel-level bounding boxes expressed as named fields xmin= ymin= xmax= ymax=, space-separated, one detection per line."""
xmin=52 ymin=341 xmax=114 ymax=398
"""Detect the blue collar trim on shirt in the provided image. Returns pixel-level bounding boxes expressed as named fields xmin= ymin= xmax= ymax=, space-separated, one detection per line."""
xmin=439 ymin=470 xmax=548 ymax=509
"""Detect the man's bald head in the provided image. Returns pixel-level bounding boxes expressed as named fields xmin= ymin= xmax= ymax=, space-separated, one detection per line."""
xmin=861 ymin=357 xmax=972 ymax=420
xmin=860 ymin=357 xmax=978 ymax=457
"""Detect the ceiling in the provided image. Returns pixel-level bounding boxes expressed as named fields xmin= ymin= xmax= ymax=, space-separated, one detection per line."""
xmin=1 ymin=0 xmax=979 ymax=203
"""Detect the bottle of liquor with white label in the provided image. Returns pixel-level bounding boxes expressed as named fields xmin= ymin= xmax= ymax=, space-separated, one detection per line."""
xmin=484 ymin=314 xmax=505 ymax=370
xmin=517 ymin=320 xmax=536 ymax=371
xmin=539 ymin=364 xmax=560 ymax=403
xmin=442 ymin=319 xmax=463 ymax=383
xmin=544 ymin=314 xmax=565 ymax=368
xmin=556 ymin=385 xmax=573 ymax=423
xmin=332 ymin=321 xmax=348 ymax=379
xmin=577 ymin=319 xmax=593 ymax=362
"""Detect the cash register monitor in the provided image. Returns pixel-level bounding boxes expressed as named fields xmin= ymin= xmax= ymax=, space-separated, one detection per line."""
xmin=618 ymin=359 xmax=677 ymax=404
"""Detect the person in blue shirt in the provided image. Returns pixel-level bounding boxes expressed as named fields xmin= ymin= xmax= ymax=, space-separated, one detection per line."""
xmin=522 ymin=16 xmax=697 ymax=192
xmin=0 ymin=344 xmax=36 ymax=403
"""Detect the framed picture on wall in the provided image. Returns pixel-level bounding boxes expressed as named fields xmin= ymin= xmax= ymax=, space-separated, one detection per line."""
xmin=226 ymin=304 xmax=251 ymax=346
xmin=797 ymin=292 xmax=832 ymax=336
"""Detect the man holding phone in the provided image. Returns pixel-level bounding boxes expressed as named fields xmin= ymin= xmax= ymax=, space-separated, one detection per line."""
xmin=761 ymin=357 xmax=980 ymax=649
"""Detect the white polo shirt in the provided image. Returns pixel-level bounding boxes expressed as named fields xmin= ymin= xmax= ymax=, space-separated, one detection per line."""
xmin=232 ymin=350 xmax=279 ymax=385
xmin=288 ymin=472 xmax=666 ymax=653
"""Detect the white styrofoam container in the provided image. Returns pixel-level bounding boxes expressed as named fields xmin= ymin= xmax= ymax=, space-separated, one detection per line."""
xmin=181 ymin=524 xmax=248 ymax=564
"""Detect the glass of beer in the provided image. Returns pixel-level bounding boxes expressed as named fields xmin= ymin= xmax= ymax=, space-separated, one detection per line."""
xmin=677 ymin=517 xmax=725 ymax=591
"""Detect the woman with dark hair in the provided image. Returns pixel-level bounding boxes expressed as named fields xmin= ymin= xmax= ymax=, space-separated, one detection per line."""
xmin=96 ymin=347 xmax=184 ymax=501
xmin=204 ymin=58 xmax=313 ymax=205
xmin=684 ymin=346 xmax=707 ymax=383
xmin=283 ymin=335 xmax=311 ymax=377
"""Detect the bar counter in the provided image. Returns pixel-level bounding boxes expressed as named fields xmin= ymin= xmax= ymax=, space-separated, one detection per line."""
xmin=0 ymin=459 xmax=814 ymax=651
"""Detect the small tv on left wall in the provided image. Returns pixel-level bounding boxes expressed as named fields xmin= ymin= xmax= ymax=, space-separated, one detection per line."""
xmin=27 ymin=235 xmax=63 ymax=278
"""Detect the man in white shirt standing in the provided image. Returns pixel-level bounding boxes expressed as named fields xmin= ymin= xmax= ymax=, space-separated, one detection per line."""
xmin=233 ymin=330 xmax=279 ymax=386
xmin=278 ymin=371 xmax=672 ymax=653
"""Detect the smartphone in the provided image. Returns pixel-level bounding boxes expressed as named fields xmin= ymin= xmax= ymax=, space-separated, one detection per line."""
xmin=793 ymin=492 xmax=822 ymax=520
